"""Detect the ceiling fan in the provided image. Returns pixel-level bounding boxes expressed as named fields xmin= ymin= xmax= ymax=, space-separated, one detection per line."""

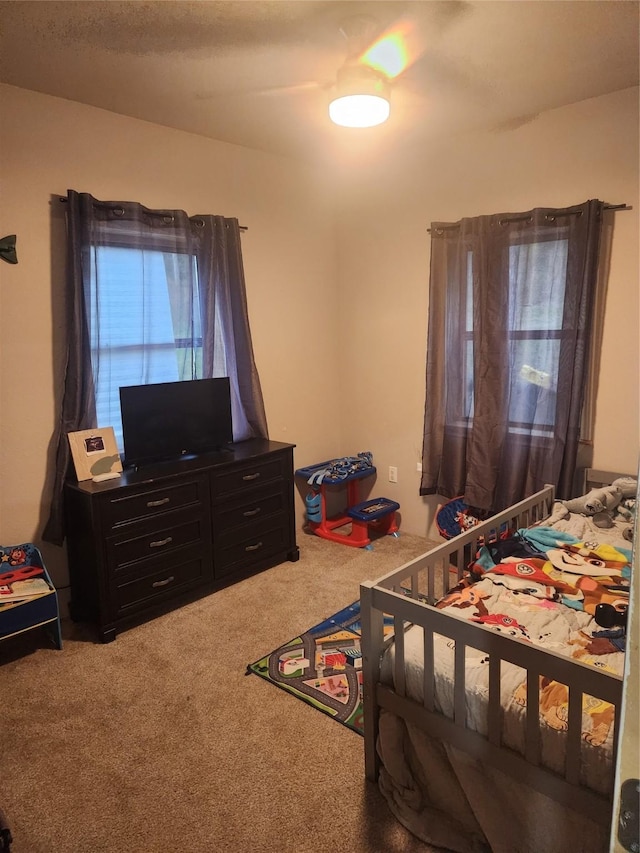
xmin=327 ymin=14 xmax=412 ymax=127
xmin=194 ymin=4 xmax=476 ymax=128
xmin=195 ymin=13 xmax=416 ymax=127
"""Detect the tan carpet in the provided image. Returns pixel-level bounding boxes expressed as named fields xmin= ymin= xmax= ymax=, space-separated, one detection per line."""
xmin=0 ymin=530 xmax=442 ymax=853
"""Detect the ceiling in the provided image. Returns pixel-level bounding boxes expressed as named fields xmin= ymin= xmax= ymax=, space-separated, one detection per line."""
xmin=1 ymin=1 xmax=638 ymax=166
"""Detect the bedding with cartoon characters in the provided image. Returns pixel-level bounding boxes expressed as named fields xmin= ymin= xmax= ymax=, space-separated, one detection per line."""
xmin=365 ymin=473 xmax=636 ymax=853
xmin=432 ymin=529 xmax=631 ymax=774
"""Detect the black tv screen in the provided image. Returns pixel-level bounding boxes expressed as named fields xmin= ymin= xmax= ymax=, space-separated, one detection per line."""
xmin=119 ymin=378 xmax=233 ymax=468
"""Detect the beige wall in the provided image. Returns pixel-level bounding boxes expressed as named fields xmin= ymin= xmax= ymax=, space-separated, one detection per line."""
xmin=0 ymin=84 xmax=342 ymax=586
xmin=336 ymin=86 xmax=640 ymax=538
xmin=0 ymin=83 xmax=638 ymax=589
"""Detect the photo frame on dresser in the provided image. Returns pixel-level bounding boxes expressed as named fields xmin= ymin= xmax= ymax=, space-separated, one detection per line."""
xmin=67 ymin=427 xmax=123 ymax=481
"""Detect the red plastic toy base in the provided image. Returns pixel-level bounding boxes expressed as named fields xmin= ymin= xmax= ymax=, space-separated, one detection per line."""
xmin=309 ymin=505 xmax=398 ymax=549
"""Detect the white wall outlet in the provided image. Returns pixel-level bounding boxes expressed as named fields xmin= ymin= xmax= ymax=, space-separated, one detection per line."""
xmin=388 ymin=466 xmax=398 ymax=483
xmin=416 ymin=462 xmax=423 ymax=473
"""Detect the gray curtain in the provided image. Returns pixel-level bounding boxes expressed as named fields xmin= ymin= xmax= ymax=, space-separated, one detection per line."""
xmin=420 ymin=199 xmax=605 ymax=512
xmin=43 ymin=190 xmax=267 ymax=545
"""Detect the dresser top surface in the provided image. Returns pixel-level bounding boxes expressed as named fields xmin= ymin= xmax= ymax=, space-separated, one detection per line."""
xmin=66 ymin=438 xmax=295 ymax=496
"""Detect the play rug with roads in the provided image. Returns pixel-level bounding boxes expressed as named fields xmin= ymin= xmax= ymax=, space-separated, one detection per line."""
xmin=246 ymin=600 xmax=394 ymax=734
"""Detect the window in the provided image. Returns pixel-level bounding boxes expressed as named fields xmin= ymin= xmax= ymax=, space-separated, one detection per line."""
xmin=90 ymin=244 xmax=206 ymax=450
xmin=505 ymin=237 xmax=568 ymax=436
xmin=421 ymin=201 xmax=605 ymax=511
xmin=458 ymin=237 xmax=569 ymax=438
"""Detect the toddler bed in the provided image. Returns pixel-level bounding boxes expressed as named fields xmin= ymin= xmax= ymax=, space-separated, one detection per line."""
xmin=360 ymin=469 xmax=635 ymax=853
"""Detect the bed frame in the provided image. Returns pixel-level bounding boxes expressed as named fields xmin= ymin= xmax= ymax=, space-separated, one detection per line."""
xmin=360 ymin=471 xmax=629 ymax=828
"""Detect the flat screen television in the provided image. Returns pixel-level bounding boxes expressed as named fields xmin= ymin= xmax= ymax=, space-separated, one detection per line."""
xmin=119 ymin=377 xmax=233 ymax=468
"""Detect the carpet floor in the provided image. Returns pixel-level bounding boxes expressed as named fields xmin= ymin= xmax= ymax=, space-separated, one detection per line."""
xmin=0 ymin=529 xmax=440 ymax=853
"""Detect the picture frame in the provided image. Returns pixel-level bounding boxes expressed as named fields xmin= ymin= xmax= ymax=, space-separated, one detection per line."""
xmin=67 ymin=427 xmax=123 ymax=482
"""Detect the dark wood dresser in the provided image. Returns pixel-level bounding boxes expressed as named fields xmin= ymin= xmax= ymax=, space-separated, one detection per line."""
xmin=64 ymin=439 xmax=298 ymax=642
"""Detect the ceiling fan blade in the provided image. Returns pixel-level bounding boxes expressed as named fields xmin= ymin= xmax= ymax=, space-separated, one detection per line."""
xmin=401 ymin=49 xmax=491 ymax=101
xmin=195 ymin=80 xmax=325 ymax=101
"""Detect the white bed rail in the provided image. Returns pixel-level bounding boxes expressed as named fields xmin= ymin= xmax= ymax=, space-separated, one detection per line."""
xmin=360 ymin=484 xmax=624 ymax=825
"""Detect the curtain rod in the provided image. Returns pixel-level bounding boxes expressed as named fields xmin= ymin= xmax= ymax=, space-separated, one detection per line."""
xmin=57 ymin=197 xmax=248 ymax=231
xmin=427 ymin=202 xmax=630 ymax=233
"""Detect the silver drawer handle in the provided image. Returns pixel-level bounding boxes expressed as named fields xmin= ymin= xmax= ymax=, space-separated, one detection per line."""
xmin=245 ymin=541 xmax=263 ymax=552
xmin=152 ymin=575 xmax=175 ymax=588
xmin=243 ymin=507 xmax=262 ymax=517
xmin=149 ymin=536 xmax=173 ymax=548
xmin=147 ymin=497 xmax=170 ymax=507
xmin=242 ymin=472 xmax=261 ymax=481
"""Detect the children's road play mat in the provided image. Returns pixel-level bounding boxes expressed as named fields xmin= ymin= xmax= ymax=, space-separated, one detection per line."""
xmin=247 ymin=600 xmax=394 ymax=734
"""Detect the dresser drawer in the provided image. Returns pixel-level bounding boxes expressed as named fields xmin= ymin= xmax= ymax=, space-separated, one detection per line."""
xmin=106 ymin=511 xmax=210 ymax=575
xmin=214 ymin=515 xmax=289 ymax=578
xmin=103 ymin=476 xmax=209 ymax=530
xmin=115 ymin=553 xmax=208 ymax=614
xmin=211 ymin=455 xmax=288 ymax=499
xmin=212 ymin=483 xmax=288 ymax=531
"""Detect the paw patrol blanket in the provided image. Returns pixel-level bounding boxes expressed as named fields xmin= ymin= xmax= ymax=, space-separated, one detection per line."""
xmin=430 ymin=528 xmax=631 ymax=762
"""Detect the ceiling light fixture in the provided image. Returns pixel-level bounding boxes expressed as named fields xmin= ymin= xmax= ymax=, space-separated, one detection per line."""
xmin=329 ymin=65 xmax=390 ymax=128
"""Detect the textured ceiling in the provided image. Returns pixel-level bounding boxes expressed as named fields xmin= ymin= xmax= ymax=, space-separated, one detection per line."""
xmin=1 ymin=1 xmax=638 ymax=165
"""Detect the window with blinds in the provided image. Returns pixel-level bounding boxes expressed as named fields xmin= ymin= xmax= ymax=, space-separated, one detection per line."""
xmin=89 ymin=245 xmax=203 ymax=449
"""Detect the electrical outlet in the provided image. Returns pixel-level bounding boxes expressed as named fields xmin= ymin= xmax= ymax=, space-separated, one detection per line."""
xmin=416 ymin=462 xmax=423 ymax=473
xmin=388 ymin=466 xmax=398 ymax=483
